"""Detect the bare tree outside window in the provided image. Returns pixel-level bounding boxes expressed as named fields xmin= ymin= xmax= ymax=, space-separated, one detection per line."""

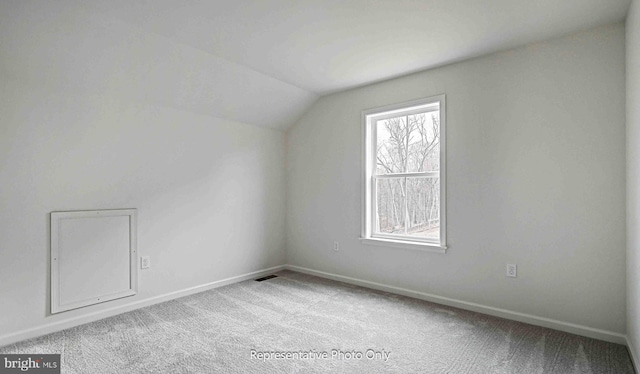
xmin=375 ymin=111 xmax=440 ymax=239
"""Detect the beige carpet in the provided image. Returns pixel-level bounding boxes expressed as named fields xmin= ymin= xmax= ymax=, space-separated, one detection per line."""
xmin=0 ymin=270 xmax=634 ymax=373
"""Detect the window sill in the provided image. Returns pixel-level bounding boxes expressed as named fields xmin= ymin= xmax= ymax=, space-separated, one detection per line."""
xmin=359 ymin=237 xmax=447 ymax=254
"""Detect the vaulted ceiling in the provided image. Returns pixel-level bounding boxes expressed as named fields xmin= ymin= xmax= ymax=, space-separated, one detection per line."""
xmin=1 ymin=0 xmax=632 ymax=130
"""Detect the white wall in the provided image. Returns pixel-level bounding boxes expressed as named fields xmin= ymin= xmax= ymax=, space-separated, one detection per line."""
xmin=627 ymin=0 xmax=640 ymax=361
xmin=0 ymin=5 xmax=286 ymax=342
xmin=287 ymin=24 xmax=627 ymax=333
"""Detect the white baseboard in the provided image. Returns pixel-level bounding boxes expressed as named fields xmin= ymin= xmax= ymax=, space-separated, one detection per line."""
xmin=285 ymin=264 xmax=628 ymax=345
xmin=0 ymin=265 xmax=285 ymax=348
xmin=2 ymin=263 xmax=630 ymax=350
xmin=627 ymin=337 xmax=639 ymax=373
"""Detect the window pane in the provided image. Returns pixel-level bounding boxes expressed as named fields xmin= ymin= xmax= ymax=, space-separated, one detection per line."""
xmin=407 ymin=112 xmax=440 ymax=173
xmin=366 ymin=97 xmax=445 ymax=247
xmin=405 ymin=177 xmax=439 ymax=240
xmin=376 ymin=112 xmax=440 ymax=175
xmin=376 ymin=116 xmax=407 ymax=174
xmin=375 ymin=178 xmax=406 ymax=234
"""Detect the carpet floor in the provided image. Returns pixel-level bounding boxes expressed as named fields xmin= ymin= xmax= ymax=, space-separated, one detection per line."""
xmin=0 ymin=270 xmax=635 ymax=373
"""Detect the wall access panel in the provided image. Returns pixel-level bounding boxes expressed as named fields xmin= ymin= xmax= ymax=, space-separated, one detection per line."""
xmin=50 ymin=209 xmax=138 ymax=314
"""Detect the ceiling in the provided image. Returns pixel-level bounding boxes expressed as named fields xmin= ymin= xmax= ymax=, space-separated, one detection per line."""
xmin=1 ymin=0 xmax=632 ymax=130
xmin=79 ymin=0 xmax=632 ymax=94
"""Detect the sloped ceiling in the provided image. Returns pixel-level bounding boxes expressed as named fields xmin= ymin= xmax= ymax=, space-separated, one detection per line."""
xmin=0 ymin=0 xmax=631 ymax=130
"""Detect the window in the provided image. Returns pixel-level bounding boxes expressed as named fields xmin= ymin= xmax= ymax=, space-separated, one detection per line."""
xmin=361 ymin=95 xmax=446 ymax=252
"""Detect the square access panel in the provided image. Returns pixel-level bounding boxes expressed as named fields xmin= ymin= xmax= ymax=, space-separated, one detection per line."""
xmin=50 ymin=209 xmax=137 ymax=314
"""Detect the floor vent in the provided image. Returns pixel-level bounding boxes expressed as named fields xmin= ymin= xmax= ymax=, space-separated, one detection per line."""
xmin=255 ymin=275 xmax=278 ymax=282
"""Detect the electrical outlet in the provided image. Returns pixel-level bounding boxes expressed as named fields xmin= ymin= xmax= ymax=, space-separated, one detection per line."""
xmin=506 ymin=263 xmax=517 ymax=278
xmin=333 ymin=241 xmax=339 ymax=251
xmin=141 ymin=256 xmax=150 ymax=269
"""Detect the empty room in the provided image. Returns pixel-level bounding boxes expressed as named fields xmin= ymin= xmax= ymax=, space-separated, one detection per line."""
xmin=1 ymin=0 xmax=640 ymax=373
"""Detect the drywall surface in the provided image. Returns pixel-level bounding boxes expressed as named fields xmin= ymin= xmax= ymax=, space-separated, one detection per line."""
xmin=627 ymin=0 xmax=640 ymax=360
xmin=0 ymin=1 xmax=317 ymax=131
xmin=0 ymin=5 xmax=286 ymax=340
xmin=287 ymin=24 xmax=627 ymax=333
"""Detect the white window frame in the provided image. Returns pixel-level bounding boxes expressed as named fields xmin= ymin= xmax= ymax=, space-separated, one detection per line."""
xmin=360 ymin=95 xmax=447 ymax=253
